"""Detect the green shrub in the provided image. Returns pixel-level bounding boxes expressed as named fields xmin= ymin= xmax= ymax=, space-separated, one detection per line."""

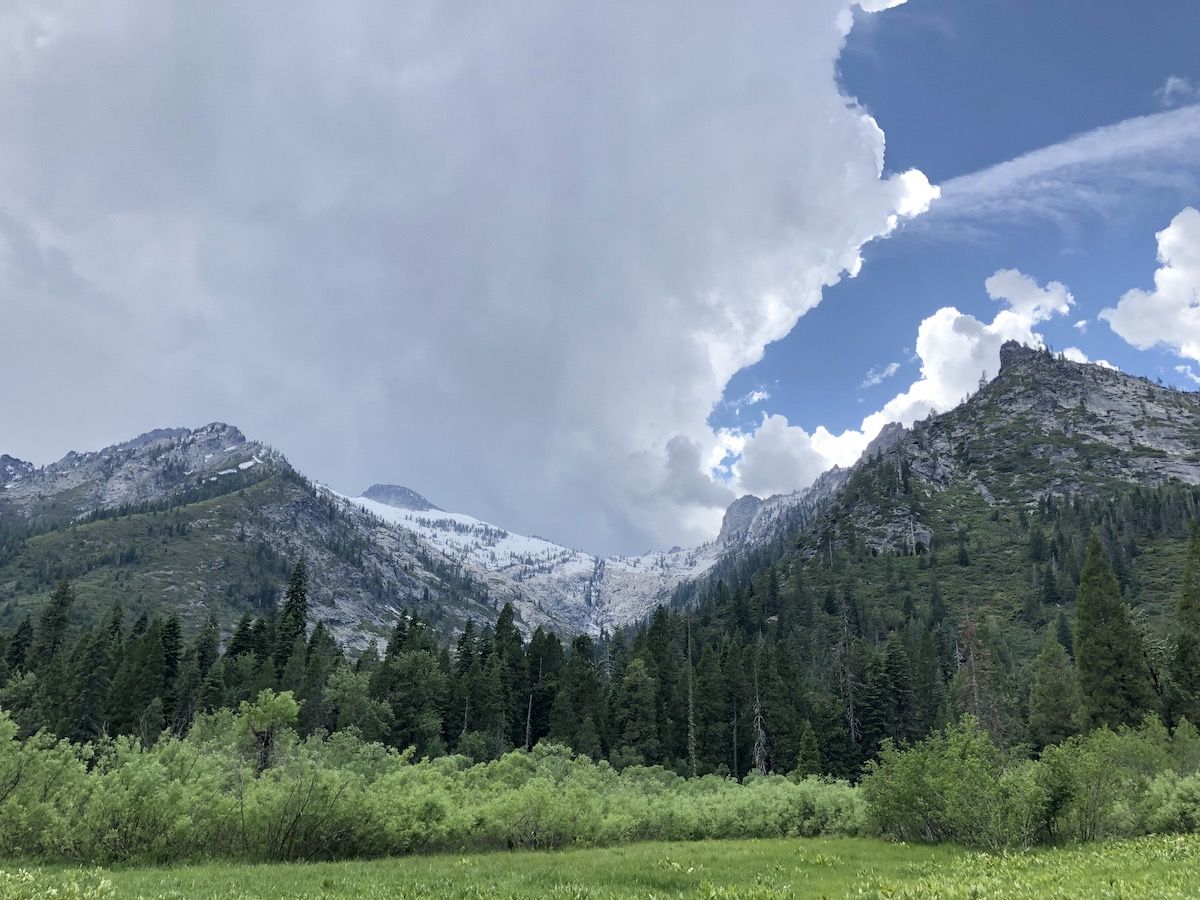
xmin=864 ymin=715 xmax=1200 ymax=850
xmin=0 ymin=701 xmax=866 ymax=865
xmin=862 ymin=717 xmax=1046 ymax=850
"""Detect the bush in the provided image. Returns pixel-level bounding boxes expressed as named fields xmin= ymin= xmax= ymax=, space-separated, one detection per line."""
xmin=861 ymin=717 xmax=1046 ymax=850
xmin=0 ymin=700 xmax=864 ymax=865
xmin=864 ymin=714 xmax=1200 ymax=850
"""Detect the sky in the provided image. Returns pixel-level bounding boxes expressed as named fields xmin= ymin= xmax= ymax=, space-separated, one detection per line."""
xmin=2 ymin=1 xmax=1199 ymax=556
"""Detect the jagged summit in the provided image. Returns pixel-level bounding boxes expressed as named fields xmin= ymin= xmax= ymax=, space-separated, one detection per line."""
xmin=998 ymin=339 xmax=1047 ymax=371
xmin=815 ymin=349 xmax=1200 ymax=557
xmin=717 ymin=495 xmax=764 ymax=546
xmin=361 ymin=484 xmax=441 ymax=512
xmin=0 ymin=454 xmax=33 ymax=486
xmin=1 ymin=422 xmax=270 ymax=526
xmin=861 ymin=422 xmax=907 ymax=460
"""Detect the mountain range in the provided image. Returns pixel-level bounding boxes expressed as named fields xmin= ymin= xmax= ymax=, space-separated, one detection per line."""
xmin=2 ymin=341 xmax=1198 ymax=648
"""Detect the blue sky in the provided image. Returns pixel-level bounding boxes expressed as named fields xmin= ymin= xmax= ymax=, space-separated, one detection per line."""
xmin=715 ymin=0 xmax=1200 ymax=442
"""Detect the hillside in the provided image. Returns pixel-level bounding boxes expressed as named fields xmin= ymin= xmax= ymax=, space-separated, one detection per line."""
xmin=0 ymin=425 xmax=499 ymax=647
xmin=0 ymin=424 xmax=838 ymax=645
xmin=3 ymin=343 xmax=1198 ymax=653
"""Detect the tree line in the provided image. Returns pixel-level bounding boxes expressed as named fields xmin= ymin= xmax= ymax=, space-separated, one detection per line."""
xmin=2 ymin=507 xmax=1199 ymax=781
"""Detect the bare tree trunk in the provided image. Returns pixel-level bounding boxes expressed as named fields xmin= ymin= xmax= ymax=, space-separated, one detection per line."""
xmin=840 ymin=609 xmax=861 ymax=744
xmin=524 ymin=692 xmax=533 ymax=752
xmin=752 ymin=663 xmax=768 ymax=776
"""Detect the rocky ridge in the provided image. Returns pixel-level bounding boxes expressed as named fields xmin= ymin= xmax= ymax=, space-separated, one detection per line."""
xmin=817 ymin=342 xmax=1200 ymax=556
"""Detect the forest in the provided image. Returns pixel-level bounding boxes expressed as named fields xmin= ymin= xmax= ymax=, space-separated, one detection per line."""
xmin=1 ymin=482 xmax=1200 ymax=866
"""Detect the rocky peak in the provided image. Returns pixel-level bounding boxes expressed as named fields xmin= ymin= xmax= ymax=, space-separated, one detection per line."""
xmin=860 ymin=422 xmax=907 ymax=461
xmin=0 ymin=454 xmax=34 ymax=486
xmin=998 ymin=340 xmax=1047 ymax=372
xmin=362 ymin=484 xmax=441 ymax=512
xmin=717 ymin=494 xmax=764 ymax=546
xmin=1 ymin=422 xmax=272 ymax=524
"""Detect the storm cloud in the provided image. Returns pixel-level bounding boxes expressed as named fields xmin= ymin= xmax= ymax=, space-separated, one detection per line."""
xmin=0 ymin=1 xmax=933 ymax=554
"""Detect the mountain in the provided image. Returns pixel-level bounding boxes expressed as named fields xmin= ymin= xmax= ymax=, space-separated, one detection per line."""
xmin=361 ymin=484 xmax=441 ymax=512
xmin=0 ymin=424 xmax=837 ymax=646
xmin=335 ymin=467 xmax=841 ymax=636
xmin=4 ymin=342 xmax=1196 ymax=651
xmin=0 ymin=425 xmax=506 ymax=648
xmin=811 ymin=342 xmax=1200 ymax=560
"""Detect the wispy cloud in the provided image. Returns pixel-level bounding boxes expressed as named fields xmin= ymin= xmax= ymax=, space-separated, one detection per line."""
xmin=917 ymin=105 xmax=1200 ymax=235
xmin=1156 ymin=76 xmax=1200 ymax=108
xmin=860 ymin=361 xmax=900 ymax=388
xmin=1175 ymin=364 xmax=1200 ymax=386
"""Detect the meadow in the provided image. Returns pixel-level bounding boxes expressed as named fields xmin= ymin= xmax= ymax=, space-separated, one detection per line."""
xmin=4 ymin=833 xmax=1200 ymax=899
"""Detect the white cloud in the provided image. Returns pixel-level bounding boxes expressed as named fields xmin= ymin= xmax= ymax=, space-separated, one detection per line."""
xmin=0 ymin=1 xmax=935 ymax=555
xmin=729 ymin=414 xmax=836 ymax=499
xmin=1100 ymin=207 xmax=1200 ymax=362
xmin=1074 ymin=319 xmax=1089 ymax=332
xmin=1061 ymin=347 xmax=1116 ymax=369
xmin=983 ymin=268 xmax=1073 ymax=322
xmin=925 ymin=105 xmax=1200 ymax=234
xmin=1176 ymin=365 xmax=1200 ymax=386
xmin=1156 ymin=76 xmax=1200 ymax=109
xmin=728 ymin=270 xmax=1076 ymax=497
xmin=860 ymin=361 xmax=900 ymax=388
xmin=743 ymin=389 xmax=770 ymax=406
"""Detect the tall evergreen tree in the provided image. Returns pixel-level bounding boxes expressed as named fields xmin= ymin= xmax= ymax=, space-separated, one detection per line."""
xmin=1076 ymin=532 xmax=1155 ymax=730
xmin=792 ymin=719 xmax=821 ymax=778
xmin=29 ymin=580 xmax=75 ymax=666
xmin=1028 ymin=627 xmax=1079 ymax=749
xmin=276 ymin=559 xmax=309 ymax=671
xmin=66 ymin=625 xmax=113 ymax=743
xmin=1172 ymin=526 xmax=1200 ymax=724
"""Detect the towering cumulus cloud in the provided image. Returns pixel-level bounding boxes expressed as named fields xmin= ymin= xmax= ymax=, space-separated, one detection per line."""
xmin=1101 ymin=208 xmax=1200 ymax=363
xmin=0 ymin=1 xmax=934 ymax=554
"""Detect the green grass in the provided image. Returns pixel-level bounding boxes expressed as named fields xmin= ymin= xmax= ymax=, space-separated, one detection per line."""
xmin=5 ymin=834 xmax=1200 ymax=899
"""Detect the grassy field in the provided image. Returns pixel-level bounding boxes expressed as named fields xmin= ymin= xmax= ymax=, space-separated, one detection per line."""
xmin=5 ymin=834 xmax=1200 ymax=899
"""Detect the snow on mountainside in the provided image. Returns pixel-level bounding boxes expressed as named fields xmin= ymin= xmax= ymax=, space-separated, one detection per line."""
xmin=0 ymin=423 xmax=273 ymax=524
xmin=0 ymin=455 xmax=34 ymax=487
xmin=0 ymin=424 xmax=848 ymax=641
xmin=333 ymin=474 xmax=842 ymax=635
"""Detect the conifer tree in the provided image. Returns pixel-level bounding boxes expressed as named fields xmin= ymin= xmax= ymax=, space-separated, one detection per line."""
xmin=275 ymin=560 xmax=309 ymax=672
xmin=615 ymin=657 xmax=659 ymax=765
xmin=4 ymin=618 xmax=32 ymax=674
xmin=793 ymin=719 xmax=821 ymax=778
xmin=29 ymin=580 xmax=75 ymax=666
xmin=1076 ymin=532 xmax=1155 ymax=729
xmin=67 ymin=625 xmax=113 ymax=743
xmin=1028 ymin=627 xmax=1079 ymax=749
xmin=1172 ymin=526 xmax=1200 ymax=723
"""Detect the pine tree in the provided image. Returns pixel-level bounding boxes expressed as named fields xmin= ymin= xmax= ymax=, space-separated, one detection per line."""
xmin=1056 ymin=610 xmax=1075 ymax=658
xmin=275 ymin=560 xmax=309 ymax=672
xmin=1172 ymin=526 xmax=1200 ymax=724
xmin=1076 ymin=532 xmax=1155 ymax=730
xmin=67 ymin=625 xmax=113 ymax=743
xmin=615 ymin=657 xmax=659 ymax=765
xmin=4 ymin=618 xmax=32 ymax=674
xmin=792 ymin=719 xmax=821 ymax=778
xmin=29 ymin=580 xmax=75 ymax=666
xmin=1028 ymin=627 xmax=1079 ymax=749
xmin=279 ymin=636 xmax=307 ymax=693
xmin=193 ymin=613 xmax=221 ymax=677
